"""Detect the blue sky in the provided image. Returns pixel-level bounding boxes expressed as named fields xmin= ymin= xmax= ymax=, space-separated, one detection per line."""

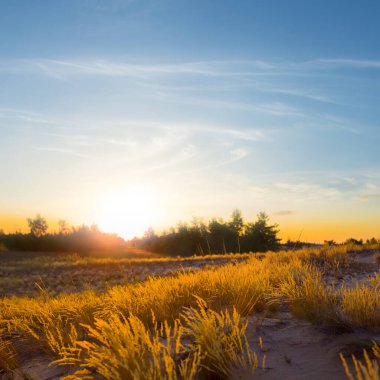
xmin=0 ymin=0 xmax=379 ymax=240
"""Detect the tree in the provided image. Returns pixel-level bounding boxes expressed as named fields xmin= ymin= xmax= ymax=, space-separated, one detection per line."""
xmin=230 ymin=209 xmax=244 ymax=235
xmin=132 ymin=210 xmax=282 ymax=256
xmin=208 ymin=218 xmax=235 ymax=254
xmin=144 ymin=227 xmax=156 ymax=239
xmin=27 ymin=214 xmax=48 ymax=237
xmin=242 ymin=212 xmax=280 ymax=252
xmin=230 ymin=208 xmax=244 ymax=252
xmin=58 ymin=219 xmax=70 ymax=234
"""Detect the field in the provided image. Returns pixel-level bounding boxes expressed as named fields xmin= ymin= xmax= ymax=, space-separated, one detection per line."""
xmin=0 ymin=251 xmax=251 ymax=297
xmin=1 ymin=245 xmax=380 ymax=379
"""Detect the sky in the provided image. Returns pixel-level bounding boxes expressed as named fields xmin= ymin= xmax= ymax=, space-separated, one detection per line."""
xmin=0 ymin=0 xmax=379 ymax=242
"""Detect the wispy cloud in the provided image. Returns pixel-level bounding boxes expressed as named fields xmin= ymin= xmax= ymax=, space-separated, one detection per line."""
xmin=1 ymin=108 xmax=260 ymax=177
xmin=199 ymin=127 xmax=265 ymax=142
xmin=2 ymin=58 xmax=380 ymax=83
xmin=274 ymin=182 xmax=342 ymax=200
xmin=360 ymin=193 xmax=380 ymax=201
xmin=272 ymin=210 xmax=295 ymax=216
xmin=242 ymin=173 xmax=380 ymax=205
xmin=1 ymin=57 xmax=378 ymax=207
xmin=2 ymin=58 xmax=377 ymax=122
xmin=311 ymin=58 xmax=380 ymax=69
xmin=260 ymin=87 xmax=336 ymax=104
xmin=35 ymin=146 xmax=89 ymax=158
xmin=157 ymin=95 xmax=306 ymax=117
xmin=5 ymin=59 xmax=276 ymax=79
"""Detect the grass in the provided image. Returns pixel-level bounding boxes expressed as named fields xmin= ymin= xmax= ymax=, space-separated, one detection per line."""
xmin=0 ymin=243 xmax=379 ymax=378
xmin=0 ymin=333 xmax=17 ymax=374
xmin=341 ymin=342 xmax=380 ymax=380
xmin=341 ymin=276 xmax=380 ymax=332
xmin=48 ymin=298 xmax=264 ymax=380
xmin=278 ymin=267 xmax=342 ymax=326
xmin=0 ymin=251 xmax=251 ymax=297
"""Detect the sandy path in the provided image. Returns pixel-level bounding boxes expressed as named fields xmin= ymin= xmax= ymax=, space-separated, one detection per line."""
xmin=239 ymin=312 xmax=374 ymax=380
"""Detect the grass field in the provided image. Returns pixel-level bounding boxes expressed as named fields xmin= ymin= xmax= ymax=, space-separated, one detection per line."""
xmin=0 ymin=251 xmax=251 ymax=297
xmin=1 ymin=244 xmax=380 ymax=379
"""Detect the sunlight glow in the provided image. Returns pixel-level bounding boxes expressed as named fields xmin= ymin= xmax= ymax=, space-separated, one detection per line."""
xmin=97 ymin=186 xmax=160 ymax=239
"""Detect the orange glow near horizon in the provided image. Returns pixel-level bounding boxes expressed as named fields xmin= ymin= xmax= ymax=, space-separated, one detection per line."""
xmin=0 ymin=214 xmax=62 ymax=235
xmin=278 ymin=217 xmax=380 ymax=243
xmin=0 ymin=211 xmax=379 ymax=244
xmin=0 ymin=215 xmax=28 ymax=234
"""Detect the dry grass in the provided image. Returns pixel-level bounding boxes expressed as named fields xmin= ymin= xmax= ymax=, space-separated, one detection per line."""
xmin=181 ymin=298 xmax=264 ymax=379
xmin=0 ymin=244 xmax=380 ymax=378
xmin=48 ymin=299 xmax=262 ymax=380
xmin=341 ymin=342 xmax=380 ymax=380
xmin=0 ymin=331 xmax=22 ymax=378
xmin=341 ymin=275 xmax=380 ymax=332
xmin=0 ymin=251 xmax=251 ymax=297
xmin=278 ymin=267 xmax=342 ymax=326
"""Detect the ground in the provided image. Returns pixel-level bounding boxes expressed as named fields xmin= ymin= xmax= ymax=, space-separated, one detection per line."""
xmin=1 ymin=248 xmax=379 ymax=379
xmin=0 ymin=251 xmax=249 ymax=297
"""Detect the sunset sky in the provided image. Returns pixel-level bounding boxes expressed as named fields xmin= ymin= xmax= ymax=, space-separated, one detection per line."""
xmin=1 ymin=0 xmax=379 ymax=242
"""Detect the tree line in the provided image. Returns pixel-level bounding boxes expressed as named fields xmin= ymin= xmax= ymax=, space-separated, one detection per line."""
xmin=0 ymin=210 xmax=281 ymax=256
xmin=128 ymin=210 xmax=281 ymax=256
xmin=0 ymin=211 xmax=374 ymax=256
xmin=0 ymin=215 xmax=124 ymax=253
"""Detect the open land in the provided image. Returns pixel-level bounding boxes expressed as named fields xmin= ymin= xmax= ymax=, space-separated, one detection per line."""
xmin=1 ymin=245 xmax=380 ymax=379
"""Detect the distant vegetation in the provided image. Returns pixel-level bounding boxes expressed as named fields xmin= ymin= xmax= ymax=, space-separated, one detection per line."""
xmin=1 ymin=211 xmax=378 ymax=256
xmin=0 ymin=214 xmax=124 ymax=253
xmin=0 ymin=210 xmax=281 ymax=255
xmin=130 ymin=210 xmax=281 ymax=256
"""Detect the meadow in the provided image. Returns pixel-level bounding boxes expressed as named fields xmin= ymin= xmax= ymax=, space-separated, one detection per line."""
xmin=1 ymin=244 xmax=380 ymax=379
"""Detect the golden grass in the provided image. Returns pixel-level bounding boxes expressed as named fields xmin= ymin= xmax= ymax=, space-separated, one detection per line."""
xmin=341 ymin=342 xmax=380 ymax=380
xmin=6 ymin=251 xmax=253 ymax=268
xmin=341 ymin=275 xmax=380 ymax=332
xmin=57 ymin=314 xmax=190 ymax=380
xmin=0 ymin=244 xmax=379 ymax=378
xmin=0 ymin=333 xmax=17 ymax=374
xmin=277 ymin=267 xmax=342 ymax=326
xmin=0 ymin=251 xmax=253 ymax=297
xmin=48 ymin=299 xmax=262 ymax=380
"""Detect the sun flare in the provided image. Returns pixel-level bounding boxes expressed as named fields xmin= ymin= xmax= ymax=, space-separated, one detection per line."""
xmin=97 ymin=186 xmax=160 ymax=239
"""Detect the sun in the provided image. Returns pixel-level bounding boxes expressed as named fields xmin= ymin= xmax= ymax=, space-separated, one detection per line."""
xmin=97 ymin=186 xmax=160 ymax=239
